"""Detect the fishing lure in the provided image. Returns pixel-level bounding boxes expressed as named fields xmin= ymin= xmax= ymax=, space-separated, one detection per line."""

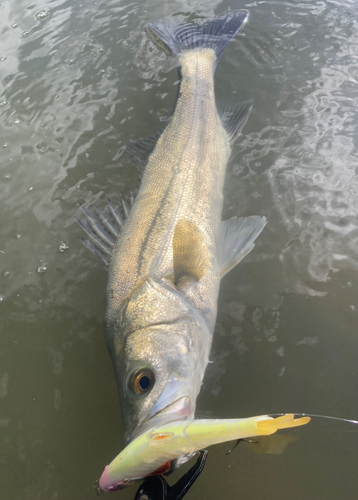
xmin=99 ymin=413 xmax=310 ymax=491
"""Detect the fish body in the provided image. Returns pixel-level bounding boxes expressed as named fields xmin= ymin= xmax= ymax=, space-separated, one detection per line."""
xmin=78 ymin=11 xmax=266 ymax=461
xmin=104 ymin=11 xmax=267 ymax=445
xmin=105 ymin=48 xmax=226 ymax=442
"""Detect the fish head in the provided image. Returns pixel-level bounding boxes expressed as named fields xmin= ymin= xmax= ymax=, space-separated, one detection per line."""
xmin=120 ymin=317 xmax=208 ymax=444
xmin=108 ymin=276 xmax=211 ymax=444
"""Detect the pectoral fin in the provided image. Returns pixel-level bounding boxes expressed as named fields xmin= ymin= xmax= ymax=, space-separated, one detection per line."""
xmin=218 ymin=216 xmax=267 ymax=278
xmin=173 ymin=219 xmax=209 ymax=286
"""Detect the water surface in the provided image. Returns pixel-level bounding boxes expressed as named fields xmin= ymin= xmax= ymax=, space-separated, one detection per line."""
xmin=1 ymin=0 xmax=358 ymax=498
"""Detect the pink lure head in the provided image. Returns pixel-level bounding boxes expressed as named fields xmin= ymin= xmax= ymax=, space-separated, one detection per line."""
xmin=99 ymin=465 xmax=135 ymax=492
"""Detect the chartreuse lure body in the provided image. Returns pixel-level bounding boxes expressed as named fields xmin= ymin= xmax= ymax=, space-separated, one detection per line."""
xmin=99 ymin=414 xmax=310 ymax=491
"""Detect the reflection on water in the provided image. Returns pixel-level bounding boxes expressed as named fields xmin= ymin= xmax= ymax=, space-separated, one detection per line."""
xmin=1 ymin=0 xmax=357 ymax=499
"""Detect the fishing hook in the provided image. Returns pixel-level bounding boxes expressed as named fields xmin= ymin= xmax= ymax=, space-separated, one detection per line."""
xmin=134 ymin=450 xmax=208 ymax=500
xmin=94 ymin=479 xmax=103 ymax=497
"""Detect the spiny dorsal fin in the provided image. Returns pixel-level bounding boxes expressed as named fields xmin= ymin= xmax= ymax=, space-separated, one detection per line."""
xmin=173 ymin=219 xmax=210 ymax=287
xmin=217 ymin=100 xmax=253 ymax=146
xmin=75 ymin=193 xmax=135 ymax=269
xmin=218 ymin=216 xmax=267 ymax=278
xmin=125 ymin=131 xmax=162 ymax=174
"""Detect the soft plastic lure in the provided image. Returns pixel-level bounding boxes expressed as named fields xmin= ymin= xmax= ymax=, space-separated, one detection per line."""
xmin=99 ymin=413 xmax=310 ymax=491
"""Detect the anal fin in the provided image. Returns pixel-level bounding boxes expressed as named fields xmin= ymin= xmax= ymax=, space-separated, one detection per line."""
xmin=173 ymin=219 xmax=210 ymax=287
xmin=218 ymin=100 xmax=253 ymax=146
xmin=218 ymin=216 xmax=267 ymax=278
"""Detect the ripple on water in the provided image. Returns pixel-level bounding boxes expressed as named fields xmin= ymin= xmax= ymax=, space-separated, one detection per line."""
xmin=227 ymin=1 xmax=358 ymax=294
xmin=0 ymin=1 xmax=358 ymax=499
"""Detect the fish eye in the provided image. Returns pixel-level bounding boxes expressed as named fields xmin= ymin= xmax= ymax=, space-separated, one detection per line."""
xmin=132 ymin=368 xmax=155 ymax=395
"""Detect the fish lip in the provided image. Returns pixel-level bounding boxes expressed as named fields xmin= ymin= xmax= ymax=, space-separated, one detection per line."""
xmin=128 ymin=396 xmax=191 ymax=443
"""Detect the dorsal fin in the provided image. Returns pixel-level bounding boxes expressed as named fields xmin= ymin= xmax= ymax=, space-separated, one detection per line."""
xmin=173 ymin=219 xmax=210 ymax=287
xmin=217 ymin=100 xmax=253 ymax=145
xmin=125 ymin=131 xmax=162 ymax=174
xmin=75 ymin=193 xmax=135 ymax=269
xmin=218 ymin=216 xmax=266 ymax=278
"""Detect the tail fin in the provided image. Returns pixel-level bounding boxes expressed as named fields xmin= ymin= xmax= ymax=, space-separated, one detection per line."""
xmin=149 ymin=11 xmax=248 ymax=66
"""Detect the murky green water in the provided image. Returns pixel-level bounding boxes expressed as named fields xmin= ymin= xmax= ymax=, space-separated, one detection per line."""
xmin=1 ymin=0 xmax=358 ymax=498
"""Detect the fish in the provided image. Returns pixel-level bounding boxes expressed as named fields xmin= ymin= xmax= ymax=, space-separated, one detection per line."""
xmin=99 ymin=414 xmax=310 ymax=491
xmin=78 ymin=10 xmax=266 ymax=470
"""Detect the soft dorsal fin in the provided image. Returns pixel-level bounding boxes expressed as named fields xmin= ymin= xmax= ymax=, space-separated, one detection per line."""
xmin=217 ymin=100 xmax=253 ymax=146
xmin=218 ymin=216 xmax=267 ymax=278
xmin=125 ymin=131 xmax=162 ymax=174
xmin=75 ymin=193 xmax=135 ymax=269
xmin=173 ymin=219 xmax=210 ymax=287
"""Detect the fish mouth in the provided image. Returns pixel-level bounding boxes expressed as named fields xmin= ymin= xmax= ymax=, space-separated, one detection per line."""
xmin=129 ymin=395 xmax=192 ymax=444
xmin=99 ymin=391 xmax=193 ymax=492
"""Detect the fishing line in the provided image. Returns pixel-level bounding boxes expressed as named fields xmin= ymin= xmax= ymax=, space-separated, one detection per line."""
xmin=226 ymin=412 xmax=358 ymax=455
xmin=269 ymin=412 xmax=358 ymax=426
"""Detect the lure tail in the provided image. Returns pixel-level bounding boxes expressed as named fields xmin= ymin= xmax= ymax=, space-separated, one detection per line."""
xmin=149 ymin=11 xmax=248 ymax=70
xmin=182 ymin=414 xmax=311 ymax=448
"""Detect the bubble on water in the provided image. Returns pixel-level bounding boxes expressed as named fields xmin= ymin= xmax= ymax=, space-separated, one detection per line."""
xmin=13 ymin=118 xmax=20 ymax=124
xmin=11 ymin=23 xmax=18 ymax=28
xmin=3 ymin=143 xmax=8 ymax=147
xmin=58 ymin=242 xmax=68 ymax=253
xmin=0 ymin=296 xmax=4 ymax=304
xmin=37 ymin=264 xmax=47 ymax=274
xmin=36 ymin=141 xmax=49 ymax=153
xmin=28 ymin=186 xmax=33 ymax=191
xmin=0 ymin=57 xmax=6 ymax=62
xmin=36 ymin=10 xmax=47 ymax=20
xmin=0 ymin=101 xmax=7 ymax=106
xmin=3 ymin=271 xmax=10 ymax=278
